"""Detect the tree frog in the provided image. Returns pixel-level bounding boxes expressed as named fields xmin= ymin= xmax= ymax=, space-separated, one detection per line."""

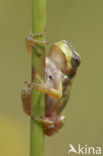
xmin=21 ymin=33 xmax=81 ymax=136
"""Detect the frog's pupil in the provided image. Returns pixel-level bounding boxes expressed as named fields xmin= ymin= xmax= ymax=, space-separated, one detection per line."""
xmin=71 ymin=56 xmax=80 ymax=67
xmin=75 ymin=58 xmax=79 ymax=64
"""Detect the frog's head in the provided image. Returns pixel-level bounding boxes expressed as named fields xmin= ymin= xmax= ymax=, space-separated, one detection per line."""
xmin=49 ymin=40 xmax=81 ymax=76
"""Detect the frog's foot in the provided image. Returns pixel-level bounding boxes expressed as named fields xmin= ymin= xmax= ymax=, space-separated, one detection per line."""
xmin=31 ymin=116 xmax=54 ymax=127
xmin=25 ymin=80 xmax=62 ymax=99
xmin=32 ymin=115 xmax=65 ymax=136
xmin=25 ymin=32 xmax=48 ymax=56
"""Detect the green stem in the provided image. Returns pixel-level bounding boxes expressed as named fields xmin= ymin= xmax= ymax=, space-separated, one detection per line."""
xmin=30 ymin=0 xmax=46 ymax=156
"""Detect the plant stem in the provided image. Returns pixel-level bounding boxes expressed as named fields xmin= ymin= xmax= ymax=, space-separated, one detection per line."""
xmin=30 ymin=0 xmax=46 ymax=156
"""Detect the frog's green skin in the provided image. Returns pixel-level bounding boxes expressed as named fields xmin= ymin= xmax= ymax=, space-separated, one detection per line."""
xmin=22 ymin=37 xmax=81 ymax=136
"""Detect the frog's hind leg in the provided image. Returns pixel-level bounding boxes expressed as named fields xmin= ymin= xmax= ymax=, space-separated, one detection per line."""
xmin=21 ymin=88 xmax=31 ymax=116
xmin=25 ymin=32 xmax=48 ymax=56
xmin=31 ymin=115 xmax=65 ymax=136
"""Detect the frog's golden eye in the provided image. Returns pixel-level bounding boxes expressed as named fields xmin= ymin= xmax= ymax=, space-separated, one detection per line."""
xmin=71 ymin=56 xmax=80 ymax=67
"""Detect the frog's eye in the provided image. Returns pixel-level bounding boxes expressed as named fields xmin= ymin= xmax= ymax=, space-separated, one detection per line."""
xmin=71 ymin=56 xmax=80 ymax=67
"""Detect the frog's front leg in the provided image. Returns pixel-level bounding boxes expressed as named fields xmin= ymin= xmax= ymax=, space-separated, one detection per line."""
xmin=25 ymin=78 xmax=62 ymax=99
xmin=25 ymin=32 xmax=48 ymax=55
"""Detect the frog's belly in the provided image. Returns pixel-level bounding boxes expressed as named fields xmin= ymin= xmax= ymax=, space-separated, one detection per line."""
xmin=45 ymin=94 xmax=60 ymax=115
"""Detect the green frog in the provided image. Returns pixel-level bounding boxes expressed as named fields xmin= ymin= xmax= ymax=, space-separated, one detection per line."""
xmin=21 ymin=33 xmax=81 ymax=136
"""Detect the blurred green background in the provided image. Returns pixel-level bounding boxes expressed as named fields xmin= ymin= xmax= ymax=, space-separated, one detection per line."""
xmin=0 ymin=0 xmax=103 ymax=156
